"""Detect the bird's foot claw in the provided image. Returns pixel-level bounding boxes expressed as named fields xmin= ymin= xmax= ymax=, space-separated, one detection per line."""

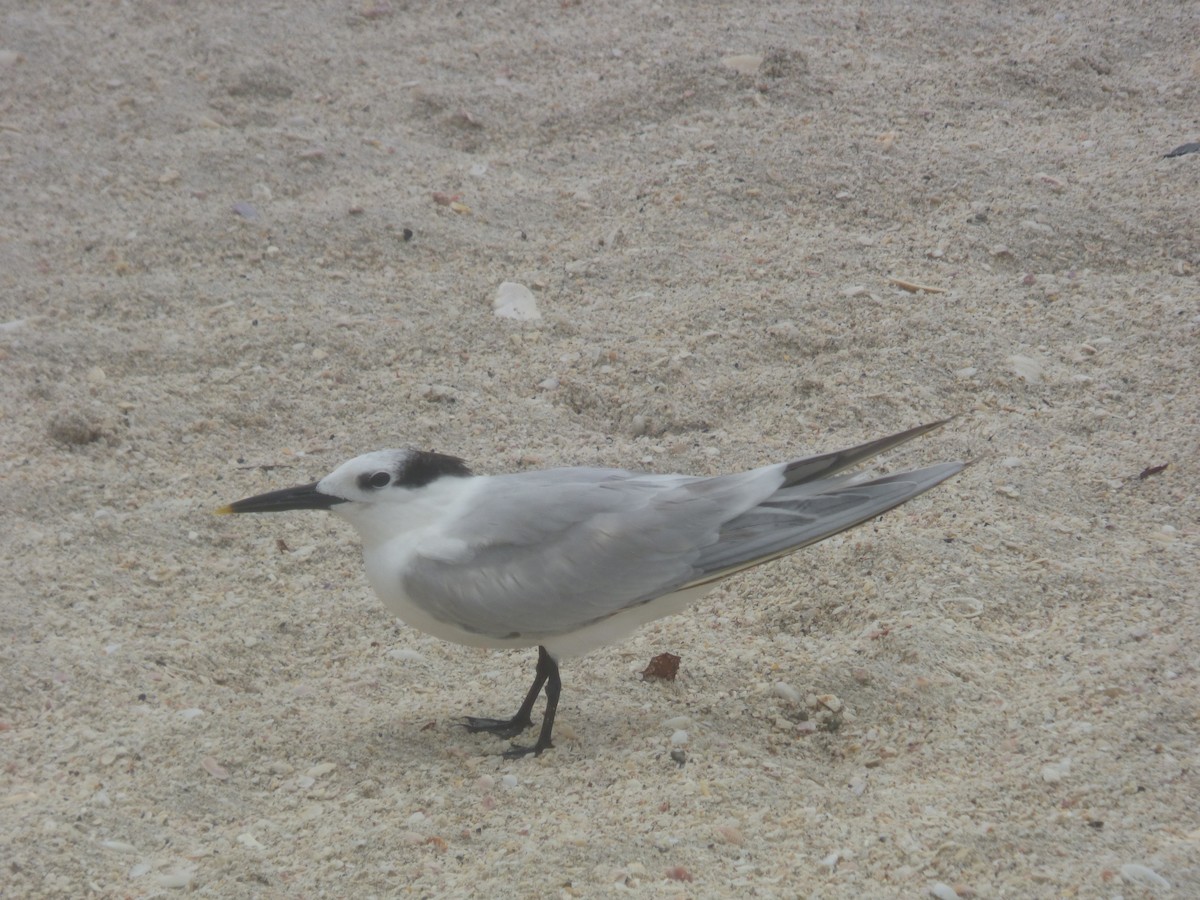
xmin=460 ymin=715 xmax=532 ymax=739
xmin=501 ymin=740 xmax=552 ymax=760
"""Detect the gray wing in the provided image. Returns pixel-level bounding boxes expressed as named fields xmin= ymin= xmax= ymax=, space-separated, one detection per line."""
xmin=401 ymin=426 xmax=963 ymax=640
xmin=400 ymin=465 xmax=784 ymax=639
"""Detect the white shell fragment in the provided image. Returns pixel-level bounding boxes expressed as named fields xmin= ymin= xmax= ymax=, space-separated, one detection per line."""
xmin=1040 ymin=758 xmax=1072 ymax=783
xmin=1119 ymin=864 xmax=1170 ymax=889
xmin=773 ymin=682 xmax=801 ymax=703
xmin=1006 ymin=354 xmax=1044 ymax=384
xmin=157 ymin=869 xmax=194 ymax=889
xmin=493 ymin=281 xmax=541 ymax=321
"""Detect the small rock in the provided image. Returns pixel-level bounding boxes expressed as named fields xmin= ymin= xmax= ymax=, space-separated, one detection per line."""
xmin=641 ymin=652 xmax=681 ymax=681
xmin=929 ymin=883 xmax=960 ymax=900
xmin=670 ymin=730 xmax=689 ymax=746
xmin=417 ymin=384 xmax=460 ymax=403
xmin=664 ymin=865 xmax=693 ymax=882
xmin=47 ymin=409 xmax=105 ymax=446
xmin=815 ymin=694 xmax=843 ymax=713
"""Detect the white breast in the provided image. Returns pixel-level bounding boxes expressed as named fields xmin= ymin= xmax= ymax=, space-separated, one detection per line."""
xmin=345 ymin=476 xmax=534 ymax=650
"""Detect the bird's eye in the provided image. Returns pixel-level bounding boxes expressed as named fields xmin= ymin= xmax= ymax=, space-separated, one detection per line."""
xmin=368 ymin=471 xmax=391 ymax=488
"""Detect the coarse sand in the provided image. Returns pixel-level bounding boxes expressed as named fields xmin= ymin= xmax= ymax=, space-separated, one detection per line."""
xmin=1 ymin=1 xmax=1197 ymax=897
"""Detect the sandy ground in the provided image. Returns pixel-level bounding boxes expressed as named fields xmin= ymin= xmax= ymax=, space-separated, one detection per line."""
xmin=2 ymin=1 xmax=1198 ymax=897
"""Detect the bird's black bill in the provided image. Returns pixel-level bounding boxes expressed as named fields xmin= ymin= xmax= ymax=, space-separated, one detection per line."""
xmin=216 ymin=481 xmax=345 ymax=515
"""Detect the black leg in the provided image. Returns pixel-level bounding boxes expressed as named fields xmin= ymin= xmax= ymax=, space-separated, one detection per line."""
xmin=502 ymin=649 xmax=560 ymax=759
xmin=462 ymin=647 xmax=559 ymax=752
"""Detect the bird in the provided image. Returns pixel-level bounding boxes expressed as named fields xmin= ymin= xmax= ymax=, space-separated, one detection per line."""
xmin=218 ymin=420 xmax=965 ymax=758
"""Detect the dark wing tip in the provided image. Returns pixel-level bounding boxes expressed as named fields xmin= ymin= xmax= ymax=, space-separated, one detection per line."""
xmin=782 ymin=417 xmax=959 ymax=486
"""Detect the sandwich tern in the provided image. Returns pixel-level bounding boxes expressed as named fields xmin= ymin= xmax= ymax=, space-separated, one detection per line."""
xmin=219 ymin=420 xmax=964 ymax=757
